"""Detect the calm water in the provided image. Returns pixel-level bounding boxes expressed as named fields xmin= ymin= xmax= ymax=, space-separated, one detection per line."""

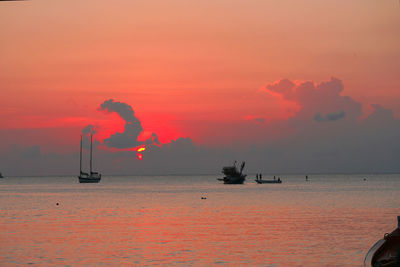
xmin=0 ymin=174 xmax=399 ymax=266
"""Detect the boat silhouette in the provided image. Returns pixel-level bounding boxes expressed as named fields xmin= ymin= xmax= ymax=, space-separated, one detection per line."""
xmin=364 ymin=216 xmax=400 ymax=267
xmin=255 ymin=178 xmax=282 ymax=184
xmin=78 ymin=134 xmax=101 ymax=183
xmin=218 ymin=161 xmax=246 ymax=184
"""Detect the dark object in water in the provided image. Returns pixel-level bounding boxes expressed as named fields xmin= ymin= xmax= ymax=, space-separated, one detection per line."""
xmin=255 ymin=174 xmax=282 ymax=184
xmin=364 ymin=216 xmax=400 ymax=267
xmin=218 ymin=161 xmax=246 ymax=184
xmin=201 ymin=197 xmax=207 ymax=199
xmin=255 ymin=178 xmax=282 ymax=184
xmin=56 ymin=203 xmax=59 ymax=206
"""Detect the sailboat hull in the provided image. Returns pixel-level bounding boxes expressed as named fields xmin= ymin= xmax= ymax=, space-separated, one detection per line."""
xmin=78 ymin=176 xmax=101 ymax=183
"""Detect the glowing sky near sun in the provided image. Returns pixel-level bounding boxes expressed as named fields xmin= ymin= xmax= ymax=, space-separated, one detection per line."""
xmin=0 ymin=0 xmax=399 ymax=161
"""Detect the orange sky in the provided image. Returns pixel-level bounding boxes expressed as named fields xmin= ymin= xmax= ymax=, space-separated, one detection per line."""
xmin=1 ymin=0 xmax=399 ymax=150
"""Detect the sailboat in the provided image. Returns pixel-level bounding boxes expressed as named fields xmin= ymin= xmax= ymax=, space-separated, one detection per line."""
xmin=78 ymin=134 xmax=101 ymax=183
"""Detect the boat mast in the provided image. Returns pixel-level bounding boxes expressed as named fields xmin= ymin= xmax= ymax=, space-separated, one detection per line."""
xmin=240 ymin=161 xmax=245 ymax=175
xmin=90 ymin=134 xmax=93 ymax=174
xmin=80 ymin=135 xmax=83 ymax=174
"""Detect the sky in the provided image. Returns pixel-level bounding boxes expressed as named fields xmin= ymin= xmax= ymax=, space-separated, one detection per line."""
xmin=0 ymin=0 xmax=399 ymax=175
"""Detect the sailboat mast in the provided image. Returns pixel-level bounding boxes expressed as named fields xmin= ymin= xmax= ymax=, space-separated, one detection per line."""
xmin=80 ymin=135 xmax=83 ymax=174
xmin=90 ymin=134 xmax=93 ymax=174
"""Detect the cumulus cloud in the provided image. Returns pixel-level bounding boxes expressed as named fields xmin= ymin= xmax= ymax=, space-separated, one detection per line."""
xmin=145 ymin=133 xmax=160 ymax=145
xmin=266 ymin=78 xmax=295 ymax=99
xmin=258 ymin=77 xmax=400 ymax=172
xmin=264 ymin=77 xmax=362 ymax=127
xmin=164 ymin=137 xmax=195 ymax=151
xmin=85 ymin=80 xmax=398 ymax=174
xmin=314 ymin=110 xmax=346 ymax=122
xmin=99 ymin=99 xmax=144 ymax=149
xmin=1 ymin=78 xmax=399 ymax=176
xmin=100 ymin=99 xmax=140 ymax=124
xmin=97 ymin=99 xmax=162 ymax=150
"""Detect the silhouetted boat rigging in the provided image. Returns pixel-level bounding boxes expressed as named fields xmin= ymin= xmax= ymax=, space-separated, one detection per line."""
xmin=78 ymin=134 xmax=101 ymax=183
xmin=364 ymin=216 xmax=400 ymax=267
xmin=218 ymin=161 xmax=246 ymax=184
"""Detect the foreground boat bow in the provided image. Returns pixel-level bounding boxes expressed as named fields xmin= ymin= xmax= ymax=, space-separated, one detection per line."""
xmin=364 ymin=216 xmax=400 ymax=267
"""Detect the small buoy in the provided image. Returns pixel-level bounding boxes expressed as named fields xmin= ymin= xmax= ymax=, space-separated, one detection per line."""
xmin=56 ymin=203 xmax=59 ymax=206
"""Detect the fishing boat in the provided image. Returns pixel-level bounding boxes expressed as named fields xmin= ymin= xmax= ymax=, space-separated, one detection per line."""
xmin=364 ymin=216 xmax=400 ymax=267
xmin=218 ymin=161 xmax=246 ymax=184
xmin=78 ymin=134 xmax=101 ymax=183
xmin=255 ymin=178 xmax=282 ymax=184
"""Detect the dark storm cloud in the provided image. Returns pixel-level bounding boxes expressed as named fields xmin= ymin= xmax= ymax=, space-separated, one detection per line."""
xmin=314 ymin=110 xmax=346 ymax=122
xmin=99 ymin=99 xmax=144 ymax=149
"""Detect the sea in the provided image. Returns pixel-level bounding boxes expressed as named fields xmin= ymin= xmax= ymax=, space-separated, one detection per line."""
xmin=0 ymin=174 xmax=399 ymax=266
